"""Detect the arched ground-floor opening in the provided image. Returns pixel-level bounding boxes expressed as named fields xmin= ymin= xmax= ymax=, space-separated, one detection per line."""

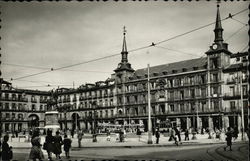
xmin=71 ymin=113 xmax=80 ymax=131
xmin=28 ymin=114 xmax=40 ymax=130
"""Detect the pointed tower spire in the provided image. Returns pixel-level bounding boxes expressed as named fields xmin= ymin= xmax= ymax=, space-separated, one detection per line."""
xmin=121 ymin=26 xmax=128 ymax=63
xmin=214 ymin=4 xmax=224 ymax=43
xmin=114 ymin=26 xmax=134 ymax=73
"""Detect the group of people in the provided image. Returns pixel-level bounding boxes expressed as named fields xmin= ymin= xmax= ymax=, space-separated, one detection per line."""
xmin=29 ymin=129 xmax=72 ymax=161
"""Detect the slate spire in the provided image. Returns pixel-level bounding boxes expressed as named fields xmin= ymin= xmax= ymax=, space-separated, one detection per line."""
xmin=214 ymin=4 xmax=224 ymax=43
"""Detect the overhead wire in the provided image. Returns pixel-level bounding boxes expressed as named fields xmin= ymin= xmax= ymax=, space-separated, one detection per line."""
xmin=3 ymin=63 xmax=112 ymax=73
xmin=153 ymin=46 xmax=200 ymax=57
xmin=225 ymin=24 xmax=248 ymax=41
xmin=8 ymin=7 xmax=248 ymax=82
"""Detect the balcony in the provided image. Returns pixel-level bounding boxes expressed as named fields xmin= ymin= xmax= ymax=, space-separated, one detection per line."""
xmin=223 ymin=92 xmax=240 ymax=100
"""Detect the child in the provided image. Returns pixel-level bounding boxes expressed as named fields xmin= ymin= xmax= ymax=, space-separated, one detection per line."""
xmin=63 ymin=135 xmax=72 ymax=159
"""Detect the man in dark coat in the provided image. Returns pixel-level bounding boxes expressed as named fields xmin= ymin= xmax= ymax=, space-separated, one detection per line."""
xmin=224 ymin=127 xmax=233 ymax=151
xmin=2 ymin=135 xmax=12 ymax=161
xmin=155 ymin=129 xmax=160 ymax=144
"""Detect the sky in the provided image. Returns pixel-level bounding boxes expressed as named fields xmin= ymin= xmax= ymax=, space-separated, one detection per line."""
xmin=0 ymin=1 xmax=248 ymax=90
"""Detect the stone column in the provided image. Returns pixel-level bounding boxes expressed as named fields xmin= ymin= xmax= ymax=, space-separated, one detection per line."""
xmin=209 ymin=116 xmax=213 ymax=130
xmin=187 ymin=117 xmax=191 ymax=129
xmin=237 ymin=115 xmax=242 ymax=132
xmin=198 ymin=117 xmax=202 ymax=130
xmin=223 ymin=115 xmax=229 ymax=132
xmin=176 ymin=118 xmax=180 ymax=127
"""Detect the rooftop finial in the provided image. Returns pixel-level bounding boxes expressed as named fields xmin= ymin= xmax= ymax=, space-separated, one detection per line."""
xmin=123 ymin=26 xmax=127 ymax=36
xmin=122 ymin=26 xmax=127 ymax=53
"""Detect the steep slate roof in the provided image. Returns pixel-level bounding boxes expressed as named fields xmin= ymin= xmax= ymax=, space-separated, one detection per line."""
xmin=134 ymin=57 xmax=207 ymax=78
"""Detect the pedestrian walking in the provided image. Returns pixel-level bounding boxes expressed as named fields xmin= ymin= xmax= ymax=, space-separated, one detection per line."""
xmin=136 ymin=128 xmax=141 ymax=142
xmin=119 ymin=129 xmax=124 ymax=142
xmin=184 ymin=128 xmax=189 ymax=141
xmin=63 ymin=134 xmax=72 ymax=159
xmin=174 ymin=127 xmax=181 ymax=143
xmin=155 ymin=129 xmax=160 ymax=144
xmin=29 ymin=129 xmax=44 ymax=161
xmin=2 ymin=135 xmax=13 ymax=161
xmin=233 ymin=126 xmax=239 ymax=140
xmin=71 ymin=129 xmax=74 ymax=138
xmin=77 ymin=130 xmax=83 ymax=148
xmin=224 ymin=127 xmax=233 ymax=151
xmin=106 ymin=130 xmax=111 ymax=141
xmin=53 ymin=131 xmax=63 ymax=159
xmin=44 ymin=129 xmax=54 ymax=161
xmin=168 ymin=127 xmax=178 ymax=146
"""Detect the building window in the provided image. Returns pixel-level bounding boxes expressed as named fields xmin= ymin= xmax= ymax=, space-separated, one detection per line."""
xmin=190 ymin=89 xmax=195 ymax=98
xmin=180 ymin=104 xmax=184 ymax=112
xmin=170 ymin=104 xmax=174 ymax=112
xmin=211 ymin=58 xmax=218 ymax=68
xmin=201 ymin=75 xmax=206 ymax=84
xmin=152 ymin=106 xmax=156 ymax=114
xmin=32 ymin=104 xmax=35 ymax=111
xmin=12 ymin=103 xmax=16 ymax=110
xmin=230 ymin=101 xmax=235 ymax=111
xmin=111 ymin=110 xmax=113 ymax=117
xmin=40 ymin=105 xmax=43 ymax=111
xmin=5 ymin=103 xmax=9 ymax=110
xmin=160 ymin=104 xmax=165 ymax=114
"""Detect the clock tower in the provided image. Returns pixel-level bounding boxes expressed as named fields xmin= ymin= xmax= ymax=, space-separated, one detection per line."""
xmin=206 ymin=4 xmax=232 ymax=68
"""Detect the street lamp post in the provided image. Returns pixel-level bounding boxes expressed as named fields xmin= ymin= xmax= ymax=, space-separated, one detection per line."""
xmin=147 ymin=64 xmax=153 ymax=144
xmin=92 ymin=102 xmax=97 ymax=142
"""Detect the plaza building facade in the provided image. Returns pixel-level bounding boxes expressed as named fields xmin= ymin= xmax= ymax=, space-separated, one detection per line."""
xmin=0 ymin=5 xmax=248 ymax=133
xmin=0 ymin=79 xmax=50 ymax=132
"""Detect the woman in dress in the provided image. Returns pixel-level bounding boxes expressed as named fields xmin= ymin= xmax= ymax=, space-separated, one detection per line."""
xmin=29 ymin=129 xmax=44 ymax=161
xmin=53 ymin=131 xmax=63 ymax=159
xmin=63 ymin=134 xmax=72 ymax=159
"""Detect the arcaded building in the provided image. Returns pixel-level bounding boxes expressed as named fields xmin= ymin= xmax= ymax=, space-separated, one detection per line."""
xmin=0 ymin=5 xmax=248 ymax=133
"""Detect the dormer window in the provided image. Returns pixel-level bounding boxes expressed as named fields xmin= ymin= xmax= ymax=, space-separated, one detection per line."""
xmin=153 ymin=72 xmax=159 ymax=76
xmin=172 ymin=70 xmax=177 ymax=73
xmin=162 ymin=71 xmax=168 ymax=75
xmin=193 ymin=67 xmax=198 ymax=70
xmin=182 ymin=68 xmax=187 ymax=72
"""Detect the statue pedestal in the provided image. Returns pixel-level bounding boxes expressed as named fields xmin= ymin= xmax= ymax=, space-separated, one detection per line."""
xmin=44 ymin=111 xmax=60 ymax=134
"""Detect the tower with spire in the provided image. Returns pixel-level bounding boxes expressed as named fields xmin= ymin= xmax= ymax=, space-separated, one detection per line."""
xmin=206 ymin=4 xmax=232 ymax=68
xmin=206 ymin=4 xmax=232 ymax=56
xmin=114 ymin=26 xmax=134 ymax=73
xmin=114 ymin=26 xmax=134 ymax=83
